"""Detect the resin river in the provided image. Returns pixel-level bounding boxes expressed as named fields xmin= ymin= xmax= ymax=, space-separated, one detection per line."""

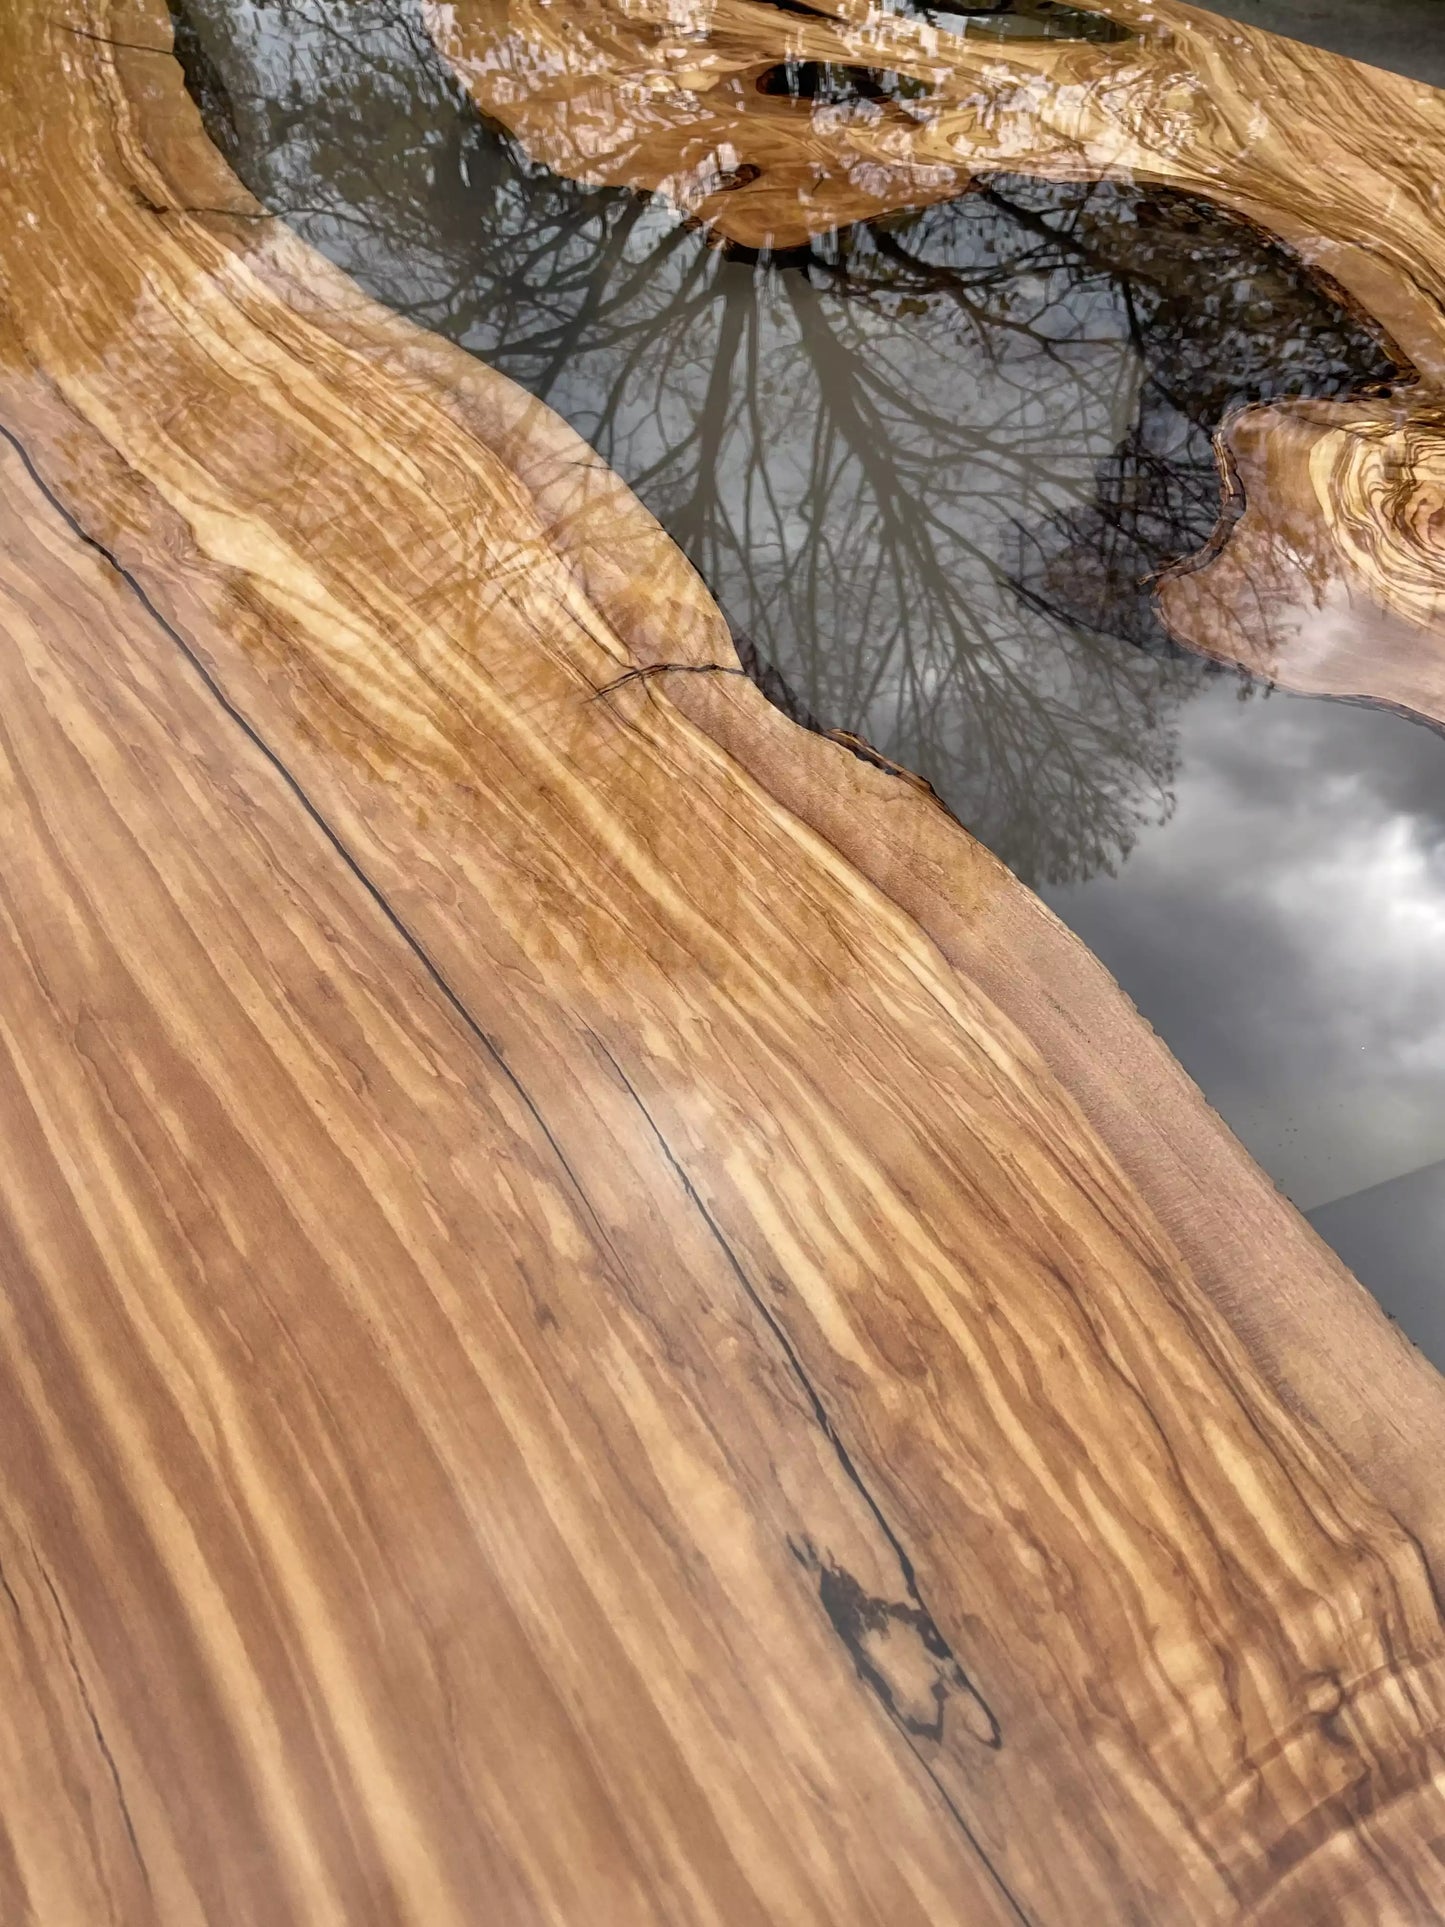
xmin=179 ymin=0 xmax=1445 ymax=1359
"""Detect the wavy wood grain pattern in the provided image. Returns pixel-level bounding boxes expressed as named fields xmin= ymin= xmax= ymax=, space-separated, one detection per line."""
xmin=0 ymin=430 xmax=1034 ymax=1927
xmin=425 ymin=0 xmax=1445 ymax=729
xmin=5 ymin=2 xmax=1445 ymax=1919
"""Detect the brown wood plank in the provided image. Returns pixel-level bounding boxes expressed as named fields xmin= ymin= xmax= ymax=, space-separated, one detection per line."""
xmin=0 ymin=431 xmax=1031 ymax=1926
xmin=1 ymin=2 xmax=1444 ymax=1917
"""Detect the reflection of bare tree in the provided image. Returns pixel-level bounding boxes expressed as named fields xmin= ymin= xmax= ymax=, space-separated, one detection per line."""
xmin=174 ymin=0 xmax=1395 ymax=885
xmin=1003 ymin=182 xmax=1400 ymax=648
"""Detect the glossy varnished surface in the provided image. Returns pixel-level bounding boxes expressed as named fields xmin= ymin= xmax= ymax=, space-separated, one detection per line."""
xmin=5 ymin=2 xmax=1445 ymax=1919
xmin=426 ymin=0 xmax=1445 ymax=730
xmin=170 ymin=0 xmax=1445 ymax=1337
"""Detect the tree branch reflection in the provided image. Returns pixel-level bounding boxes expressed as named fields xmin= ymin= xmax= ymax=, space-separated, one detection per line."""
xmin=174 ymin=0 xmax=1398 ymax=885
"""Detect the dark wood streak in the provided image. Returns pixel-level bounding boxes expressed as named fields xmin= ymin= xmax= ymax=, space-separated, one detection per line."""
xmin=586 ymin=1022 xmax=1008 ymax=1771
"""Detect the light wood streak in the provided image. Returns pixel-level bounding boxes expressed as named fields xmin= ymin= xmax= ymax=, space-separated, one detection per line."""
xmin=3 ymin=2 xmax=1445 ymax=1917
xmin=425 ymin=0 xmax=1445 ymax=729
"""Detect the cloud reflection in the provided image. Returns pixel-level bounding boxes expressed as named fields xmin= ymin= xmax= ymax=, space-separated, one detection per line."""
xmin=1046 ymin=686 xmax=1445 ymax=1214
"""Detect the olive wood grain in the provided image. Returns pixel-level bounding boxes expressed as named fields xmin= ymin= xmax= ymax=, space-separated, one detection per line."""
xmin=425 ymin=0 xmax=1445 ymax=731
xmin=4 ymin=2 xmax=1445 ymax=1919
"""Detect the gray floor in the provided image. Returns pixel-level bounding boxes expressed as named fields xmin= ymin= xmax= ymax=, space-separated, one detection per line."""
xmin=1310 ymin=1161 xmax=1445 ymax=1365
xmin=1198 ymin=0 xmax=1445 ymax=88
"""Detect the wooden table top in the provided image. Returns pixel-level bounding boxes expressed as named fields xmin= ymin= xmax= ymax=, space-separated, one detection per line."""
xmin=1 ymin=1 xmax=1444 ymax=1918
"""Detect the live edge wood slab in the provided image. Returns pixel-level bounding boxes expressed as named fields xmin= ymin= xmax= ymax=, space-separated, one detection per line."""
xmin=3 ymin=2 xmax=1445 ymax=1920
xmin=427 ymin=0 xmax=1445 ymax=733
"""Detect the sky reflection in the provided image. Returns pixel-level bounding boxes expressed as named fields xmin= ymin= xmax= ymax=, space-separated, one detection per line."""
xmin=1044 ymin=686 xmax=1445 ymax=1214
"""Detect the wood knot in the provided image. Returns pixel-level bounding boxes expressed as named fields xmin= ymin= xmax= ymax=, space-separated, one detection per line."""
xmin=789 ymin=1539 xmax=1001 ymax=1749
